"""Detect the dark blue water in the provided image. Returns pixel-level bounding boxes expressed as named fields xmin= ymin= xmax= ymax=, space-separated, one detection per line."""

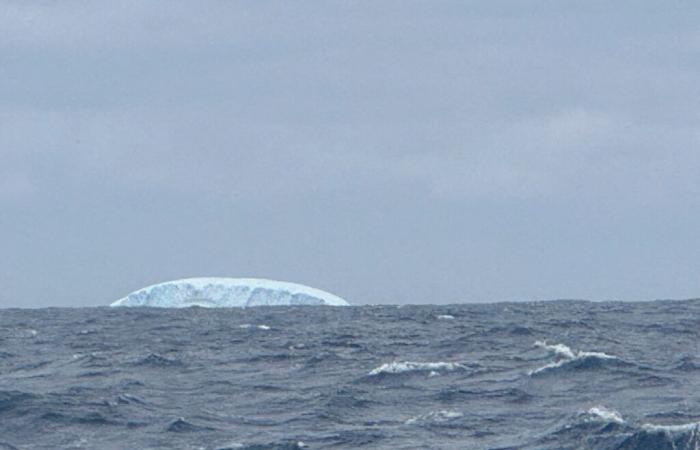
xmin=2 ymin=300 xmax=700 ymax=449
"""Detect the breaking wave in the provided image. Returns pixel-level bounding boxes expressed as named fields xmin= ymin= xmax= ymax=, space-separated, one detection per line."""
xmin=368 ymin=361 xmax=468 ymax=376
xmin=536 ymin=406 xmax=700 ymax=449
xmin=404 ymin=410 xmax=463 ymax=425
xmin=587 ymin=406 xmax=625 ymax=424
xmin=529 ymin=341 xmax=622 ymax=376
xmin=436 ymin=315 xmax=455 ymax=320
xmin=239 ymin=324 xmax=271 ymax=330
xmin=5 ymin=299 xmax=700 ymax=449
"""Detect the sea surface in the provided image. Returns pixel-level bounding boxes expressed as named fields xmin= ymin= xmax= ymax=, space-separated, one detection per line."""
xmin=2 ymin=300 xmax=700 ymax=449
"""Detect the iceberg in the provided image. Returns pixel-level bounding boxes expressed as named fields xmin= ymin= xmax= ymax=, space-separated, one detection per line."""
xmin=110 ymin=277 xmax=349 ymax=308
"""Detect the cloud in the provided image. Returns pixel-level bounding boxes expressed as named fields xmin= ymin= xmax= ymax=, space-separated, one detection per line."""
xmin=1 ymin=101 xmax=698 ymax=208
xmin=2 ymin=1 xmax=700 ymax=305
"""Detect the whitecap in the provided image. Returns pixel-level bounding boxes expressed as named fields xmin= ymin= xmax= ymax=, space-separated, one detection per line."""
xmin=587 ymin=406 xmax=625 ymax=424
xmin=405 ymin=410 xmax=463 ymax=425
xmin=1 ymin=328 xmax=38 ymax=339
xmin=215 ymin=443 xmax=244 ymax=450
xmin=436 ymin=315 xmax=455 ymax=320
xmin=578 ymin=407 xmax=700 ymax=439
xmin=369 ymin=361 xmax=467 ymax=376
xmin=618 ymin=420 xmax=700 ymax=448
xmin=642 ymin=421 xmax=700 ymax=433
xmin=534 ymin=340 xmax=576 ymax=359
xmin=529 ymin=340 xmax=619 ymax=375
xmin=238 ymin=324 xmax=270 ymax=330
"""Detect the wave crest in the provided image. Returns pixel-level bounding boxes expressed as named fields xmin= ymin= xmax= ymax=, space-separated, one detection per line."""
xmin=538 ymin=406 xmax=700 ymax=449
xmin=529 ymin=341 xmax=620 ymax=376
xmin=586 ymin=406 xmax=625 ymax=424
xmin=369 ymin=361 xmax=468 ymax=376
xmin=405 ymin=410 xmax=463 ymax=425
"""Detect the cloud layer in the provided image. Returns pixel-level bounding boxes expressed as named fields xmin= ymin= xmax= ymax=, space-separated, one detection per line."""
xmin=2 ymin=2 xmax=699 ymax=306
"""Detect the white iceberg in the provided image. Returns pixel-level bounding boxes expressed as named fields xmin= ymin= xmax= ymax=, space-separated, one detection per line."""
xmin=111 ymin=277 xmax=349 ymax=308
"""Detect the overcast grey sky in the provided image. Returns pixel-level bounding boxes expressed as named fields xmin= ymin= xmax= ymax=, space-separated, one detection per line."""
xmin=1 ymin=1 xmax=699 ymax=307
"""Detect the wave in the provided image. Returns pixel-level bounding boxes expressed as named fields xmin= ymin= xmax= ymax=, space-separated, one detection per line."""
xmin=166 ymin=417 xmax=216 ymax=433
xmin=529 ymin=341 xmax=621 ymax=376
xmin=368 ymin=361 xmax=468 ymax=376
xmin=0 ymin=390 xmax=36 ymax=414
xmin=70 ymin=352 xmax=112 ymax=368
xmin=323 ymin=390 xmax=376 ymax=412
xmin=216 ymin=442 xmax=307 ymax=450
xmin=116 ymin=393 xmax=147 ymax=405
xmin=436 ymin=315 xmax=455 ymax=320
xmin=132 ymin=353 xmax=183 ymax=368
xmin=239 ymin=324 xmax=271 ymax=330
xmin=0 ymin=328 xmax=37 ymax=339
xmin=436 ymin=387 xmax=533 ymax=404
xmin=40 ymin=411 xmax=117 ymax=426
xmin=536 ymin=406 xmax=700 ymax=449
xmin=586 ymin=406 xmax=625 ymax=424
xmin=214 ymin=442 xmax=245 ymax=449
xmin=674 ymin=356 xmax=700 ymax=371
xmin=405 ymin=410 xmax=463 ymax=425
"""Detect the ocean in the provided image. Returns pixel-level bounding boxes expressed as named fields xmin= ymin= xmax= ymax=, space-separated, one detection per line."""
xmin=1 ymin=300 xmax=700 ymax=449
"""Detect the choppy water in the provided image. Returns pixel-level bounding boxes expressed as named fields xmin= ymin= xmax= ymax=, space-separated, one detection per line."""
xmin=2 ymin=300 xmax=700 ymax=449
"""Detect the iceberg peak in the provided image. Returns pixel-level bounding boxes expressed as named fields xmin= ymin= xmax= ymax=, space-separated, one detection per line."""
xmin=111 ymin=277 xmax=349 ymax=308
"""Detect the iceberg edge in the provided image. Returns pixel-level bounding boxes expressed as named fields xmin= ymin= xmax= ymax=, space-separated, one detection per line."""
xmin=111 ymin=277 xmax=349 ymax=308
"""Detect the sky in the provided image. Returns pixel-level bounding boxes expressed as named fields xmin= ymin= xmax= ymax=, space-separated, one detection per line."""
xmin=1 ymin=1 xmax=699 ymax=307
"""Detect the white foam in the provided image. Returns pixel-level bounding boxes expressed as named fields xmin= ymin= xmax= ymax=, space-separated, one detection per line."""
xmin=587 ymin=406 xmax=625 ymax=424
xmin=238 ymin=324 xmax=270 ymax=330
xmin=2 ymin=328 xmax=39 ymax=338
xmin=437 ymin=315 xmax=455 ymax=320
xmin=216 ymin=442 xmax=244 ymax=449
xmin=529 ymin=341 xmax=618 ymax=375
xmin=583 ymin=406 xmax=700 ymax=434
xmin=534 ymin=340 xmax=576 ymax=359
xmin=583 ymin=406 xmax=700 ymax=438
xmin=369 ymin=361 xmax=467 ymax=376
xmin=405 ymin=410 xmax=463 ymax=425
xmin=642 ymin=421 xmax=700 ymax=433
